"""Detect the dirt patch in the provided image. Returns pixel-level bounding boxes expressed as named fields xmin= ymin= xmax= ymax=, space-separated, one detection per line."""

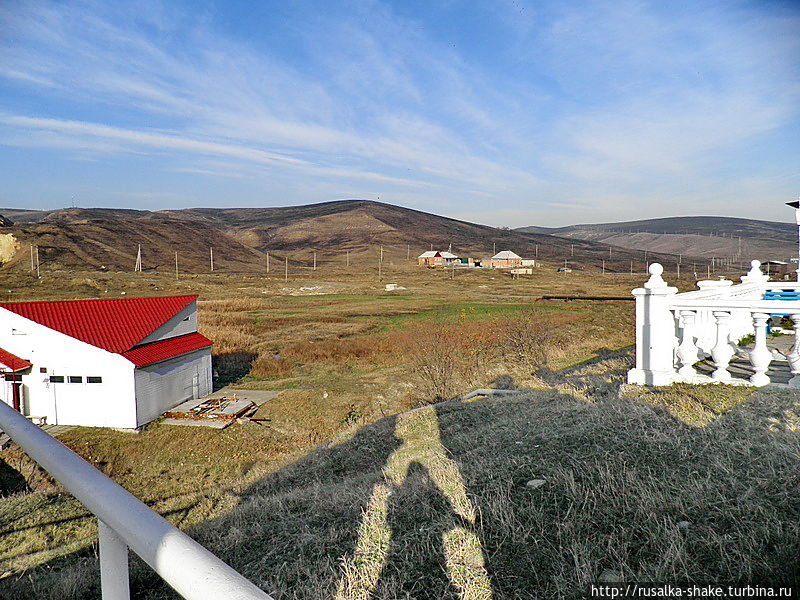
xmin=0 ymin=233 xmax=19 ymax=264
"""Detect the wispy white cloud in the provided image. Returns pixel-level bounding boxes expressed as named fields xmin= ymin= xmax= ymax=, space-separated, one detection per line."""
xmin=0 ymin=0 xmax=798 ymax=225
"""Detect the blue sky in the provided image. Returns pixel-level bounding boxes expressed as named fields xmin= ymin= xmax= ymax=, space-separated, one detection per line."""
xmin=0 ymin=0 xmax=798 ymax=226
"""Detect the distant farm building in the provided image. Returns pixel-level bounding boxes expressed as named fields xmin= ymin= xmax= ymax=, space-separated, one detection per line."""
xmin=480 ymin=251 xmax=524 ymax=269
xmin=0 ymin=295 xmax=212 ymax=429
xmin=417 ymin=250 xmax=460 ymax=266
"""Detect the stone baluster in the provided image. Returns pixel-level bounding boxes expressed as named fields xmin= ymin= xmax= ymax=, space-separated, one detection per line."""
xmin=787 ymin=313 xmax=800 ymax=388
xmin=711 ymin=311 xmax=733 ymax=382
xmin=748 ymin=312 xmax=772 ymax=386
xmin=677 ymin=310 xmax=699 ymax=379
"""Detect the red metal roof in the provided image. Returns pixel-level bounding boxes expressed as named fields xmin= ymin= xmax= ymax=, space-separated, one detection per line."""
xmin=0 ymin=348 xmax=32 ymax=372
xmin=121 ymin=332 xmax=213 ymax=367
xmin=0 ymin=295 xmax=198 ymax=353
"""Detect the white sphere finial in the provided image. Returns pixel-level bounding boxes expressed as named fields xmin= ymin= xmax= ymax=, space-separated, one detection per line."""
xmin=644 ymin=262 xmax=667 ymax=288
xmin=751 ymin=259 xmax=760 ymax=269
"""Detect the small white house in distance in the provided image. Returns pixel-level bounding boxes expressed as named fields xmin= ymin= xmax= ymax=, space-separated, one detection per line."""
xmin=0 ymin=295 xmax=213 ymax=429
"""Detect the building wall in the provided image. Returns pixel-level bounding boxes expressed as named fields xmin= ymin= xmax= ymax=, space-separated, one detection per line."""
xmin=139 ymin=301 xmax=197 ymax=344
xmin=134 ymin=348 xmax=212 ymax=426
xmin=0 ymin=308 xmax=137 ymax=428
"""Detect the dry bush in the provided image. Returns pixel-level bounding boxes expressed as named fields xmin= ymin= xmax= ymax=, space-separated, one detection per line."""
xmin=490 ymin=315 xmax=558 ymax=371
xmin=405 ymin=323 xmax=485 ymax=401
xmin=249 ymin=353 xmax=294 ymax=379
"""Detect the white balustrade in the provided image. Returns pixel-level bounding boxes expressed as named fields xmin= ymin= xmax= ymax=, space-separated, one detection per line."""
xmin=677 ymin=310 xmax=698 ymax=378
xmin=711 ymin=311 xmax=733 ymax=382
xmin=628 ymin=260 xmax=800 ymax=388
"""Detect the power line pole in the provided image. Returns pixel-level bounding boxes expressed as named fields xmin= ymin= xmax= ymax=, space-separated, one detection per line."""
xmin=174 ymin=251 xmax=179 ymax=281
xmin=285 ymin=256 xmax=288 ymax=282
xmin=313 ymin=250 xmax=317 ymax=271
xmin=35 ymin=245 xmax=39 ymax=278
xmin=134 ymin=244 xmax=142 ymax=272
xmin=266 ymin=251 xmax=270 ymax=273
xmin=30 ymin=244 xmax=34 ymax=272
xmin=210 ymin=247 xmax=214 ymax=272
xmin=378 ymin=246 xmax=383 ymax=281
xmin=407 ymin=244 xmax=410 ymax=261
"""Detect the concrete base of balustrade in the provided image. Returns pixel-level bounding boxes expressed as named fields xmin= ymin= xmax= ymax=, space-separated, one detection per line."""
xmin=628 ymin=354 xmax=797 ymax=389
xmin=626 ymin=368 xmax=676 ymax=386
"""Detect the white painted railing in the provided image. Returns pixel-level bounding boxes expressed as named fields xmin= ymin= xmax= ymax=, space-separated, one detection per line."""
xmin=627 ymin=260 xmax=800 ymax=388
xmin=0 ymin=401 xmax=274 ymax=600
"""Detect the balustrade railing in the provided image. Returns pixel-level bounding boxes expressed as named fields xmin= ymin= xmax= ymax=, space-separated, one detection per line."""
xmin=627 ymin=261 xmax=800 ymax=388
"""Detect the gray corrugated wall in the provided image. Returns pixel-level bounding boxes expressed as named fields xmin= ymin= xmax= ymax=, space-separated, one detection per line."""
xmin=134 ymin=348 xmax=212 ymax=426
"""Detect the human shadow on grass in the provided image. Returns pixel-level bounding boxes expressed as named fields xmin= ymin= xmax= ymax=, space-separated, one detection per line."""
xmin=2 ymin=387 xmax=799 ymax=599
xmin=434 ymin=389 xmax=800 ymax=599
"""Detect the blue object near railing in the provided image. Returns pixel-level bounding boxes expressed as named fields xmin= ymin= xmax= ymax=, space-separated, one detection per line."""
xmin=763 ymin=289 xmax=800 ymax=320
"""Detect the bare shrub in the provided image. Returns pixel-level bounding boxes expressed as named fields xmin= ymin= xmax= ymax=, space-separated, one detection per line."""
xmin=406 ymin=324 xmax=483 ymax=401
xmin=493 ymin=316 xmax=557 ymax=371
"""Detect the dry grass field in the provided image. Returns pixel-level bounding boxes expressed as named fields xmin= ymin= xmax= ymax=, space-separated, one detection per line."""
xmin=1 ymin=256 xmax=795 ymax=598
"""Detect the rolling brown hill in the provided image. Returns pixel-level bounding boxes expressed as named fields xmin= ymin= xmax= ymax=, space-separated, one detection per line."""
xmin=516 ymin=216 xmax=796 ymax=261
xmin=0 ymin=200 xmax=679 ymax=273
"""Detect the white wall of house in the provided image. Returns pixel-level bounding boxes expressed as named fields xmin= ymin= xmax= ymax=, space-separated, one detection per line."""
xmin=134 ymin=348 xmax=212 ymax=427
xmin=0 ymin=308 xmax=138 ymax=428
xmin=139 ymin=301 xmax=197 ymax=344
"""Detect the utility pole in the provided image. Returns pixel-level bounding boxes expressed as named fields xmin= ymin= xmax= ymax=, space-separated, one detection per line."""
xmin=134 ymin=244 xmax=142 ymax=272
xmin=285 ymin=256 xmax=288 ymax=282
xmin=493 ymin=242 xmax=496 ymax=255
xmin=535 ymin=244 xmax=538 ymax=258
xmin=266 ymin=251 xmax=270 ymax=273
xmin=602 ymin=259 xmax=605 ymax=274
xmin=630 ymin=260 xmax=633 ymax=275
xmin=313 ymin=250 xmax=317 ymax=271
xmin=407 ymin=244 xmax=410 ymax=261
xmin=35 ymin=245 xmax=39 ymax=278
xmin=210 ymin=247 xmax=214 ymax=272
xmin=174 ymin=252 xmax=179 ymax=281
xmin=378 ymin=246 xmax=383 ymax=281
xmin=677 ymin=263 xmax=680 ymax=279
xmin=571 ymin=244 xmax=574 ymax=257
xmin=30 ymin=244 xmax=34 ymax=272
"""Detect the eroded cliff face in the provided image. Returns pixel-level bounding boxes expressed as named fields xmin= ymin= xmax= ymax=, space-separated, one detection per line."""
xmin=0 ymin=233 xmax=19 ymax=264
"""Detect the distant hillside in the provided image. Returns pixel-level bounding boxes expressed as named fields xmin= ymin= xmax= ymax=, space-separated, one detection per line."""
xmin=516 ymin=216 xmax=796 ymax=261
xmin=0 ymin=200 xmax=678 ymax=272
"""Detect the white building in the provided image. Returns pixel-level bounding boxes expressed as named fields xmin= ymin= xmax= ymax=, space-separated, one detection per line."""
xmin=0 ymin=295 xmax=213 ymax=428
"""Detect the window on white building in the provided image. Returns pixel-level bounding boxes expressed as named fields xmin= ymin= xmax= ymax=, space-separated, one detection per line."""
xmin=87 ymin=376 xmax=102 ymax=383
xmin=68 ymin=376 xmax=83 ymax=383
xmin=49 ymin=376 xmax=64 ymax=383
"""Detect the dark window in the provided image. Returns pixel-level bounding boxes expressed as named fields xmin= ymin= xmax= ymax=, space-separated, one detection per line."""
xmin=87 ymin=376 xmax=102 ymax=384
xmin=40 ymin=367 xmax=47 ymax=373
xmin=68 ymin=376 xmax=83 ymax=384
xmin=49 ymin=376 xmax=64 ymax=383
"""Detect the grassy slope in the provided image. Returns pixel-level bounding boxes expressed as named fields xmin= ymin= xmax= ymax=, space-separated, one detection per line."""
xmin=2 ymin=390 xmax=799 ymax=599
xmin=0 ymin=266 xmax=797 ymax=597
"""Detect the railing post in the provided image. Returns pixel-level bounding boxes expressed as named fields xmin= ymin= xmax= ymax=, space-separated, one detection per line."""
xmin=627 ymin=264 xmax=679 ymax=385
xmin=99 ymin=519 xmax=130 ymax=600
xmin=677 ymin=310 xmax=699 ymax=379
xmin=748 ymin=312 xmax=772 ymax=386
xmin=788 ymin=313 xmax=800 ymax=388
xmin=711 ymin=311 xmax=733 ymax=382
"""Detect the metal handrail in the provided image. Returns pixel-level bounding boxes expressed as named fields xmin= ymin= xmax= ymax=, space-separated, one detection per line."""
xmin=0 ymin=401 xmax=273 ymax=600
